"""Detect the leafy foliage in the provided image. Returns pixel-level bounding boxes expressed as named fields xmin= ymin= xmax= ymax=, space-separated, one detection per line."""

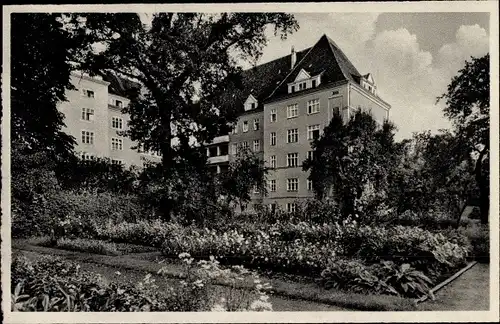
xmin=303 ymin=110 xmax=402 ymax=221
xmin=437 ymin=54 xmax=490 ymax=223
xmin=11 ymin=13 xmax=80 ymax=159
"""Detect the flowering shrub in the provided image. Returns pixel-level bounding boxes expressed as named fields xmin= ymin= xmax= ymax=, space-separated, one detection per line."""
xmin=320 ymin=259 xmax=434 ymax=298
xmin=12 ymin=253 xmax=272 ymax=312
xmin=338 ymin=225 xmax=470 ymax=273
xmin=38 ymin=238 xmax=121 ymax=256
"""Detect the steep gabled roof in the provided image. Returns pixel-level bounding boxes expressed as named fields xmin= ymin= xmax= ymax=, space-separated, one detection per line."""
xmin=101 ymin=71 xmax=141 ymax=98
xmin=229 ymin=47 xmax=309 ymax=113
xmin=265 ymin=34 xmax=363 ymax=101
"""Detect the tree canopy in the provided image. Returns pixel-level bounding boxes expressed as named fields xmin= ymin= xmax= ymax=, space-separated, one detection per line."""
xmin=437 ymin=54 xmax=490 ymax=223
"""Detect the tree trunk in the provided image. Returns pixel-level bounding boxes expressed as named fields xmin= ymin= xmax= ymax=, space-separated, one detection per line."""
xmin=475 ymin=149 xmax=489 ymax=224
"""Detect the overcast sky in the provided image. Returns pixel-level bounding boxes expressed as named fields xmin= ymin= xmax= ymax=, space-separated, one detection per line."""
xmin=249 ymin=12 xmax=490 ymax=140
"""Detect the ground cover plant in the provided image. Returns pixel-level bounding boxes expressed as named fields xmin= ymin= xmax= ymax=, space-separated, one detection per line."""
xmin=11 ymin=253 xmax=273 ymax=312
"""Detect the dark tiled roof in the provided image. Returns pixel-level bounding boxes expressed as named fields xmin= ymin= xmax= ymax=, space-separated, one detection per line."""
xmin=101 ymin=71 xmax=141 ymax=98
xmin=228 ymin=47 xmax=309 ymax=113
xmin=266 ymin=34 xmax=363 ymax=101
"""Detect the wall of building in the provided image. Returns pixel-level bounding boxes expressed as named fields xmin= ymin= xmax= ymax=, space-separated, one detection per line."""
xmin=58 ymin=74 xmax=111 ymax=158
xmin=348 ymin=83 xmax=390 ymax=123
xmin=58 ymin=73 xmax=159 ymax=168
xmin=263 ymin=83 xmax=349 ymax=209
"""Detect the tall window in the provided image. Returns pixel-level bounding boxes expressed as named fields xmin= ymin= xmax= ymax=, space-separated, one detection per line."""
xmin=253 ymin=140 xmax=260 ymax=152
xmin=243 ymin=121 xmax=249 ymax=132
xmin=111 ymin=137 xmax=123 ymax=150
xmin=312 ymin=80 xmax=317 ymax=88
xmin=287 ymin=129 xmax=299 ymax=143
xmin=81 ymin=131 xmax=94 ymax=144
xmin=307 ymin=179 xmax=313 ymax=191
xmin=269 ymin=179 xmax=276 ymax=192
xmin=287 ymin=178 xmax=299 ymax=192
xmin=111 ymin=159 xmax=123 ymax=166
xmin=270 ymin=132 xmax=276 ymax=146
xmin=111 ymin=117 xmax=123 ymax=130
xmin=307 ymin=99 xmax=320 ymax=114
xmin=254 ymin=119 xmax=260 ymax=131
xmin=287 ymin=203 xmax=297 ymax=213
xmin=287 ymin=153 xmax=299 ymax=167
xmin=241 ymin=141 xmax=249 ymax=150
xmin=82 ymin=89 xmax=94 ymax=98
xmin=233 ymin=124 xmax=238 ymax=134
xmin=231 ymin=143 xmax=238 ymax=155
xmin=270 ymin=109 xmax=277 ymax=123
xmin=307 ymin=150 xmax=314 ymax=161
xmin=307 ymin=125 xmax=320 ymax=140
xmin=332 ymin=106 xmax=340 ymax=117
xmin=287 ymin=104 xmax=298 ymax=118
xmin=270 ymin=155 xmax=276 ymax=168
xmin=81 ymin=108 xmax=94 ymax=121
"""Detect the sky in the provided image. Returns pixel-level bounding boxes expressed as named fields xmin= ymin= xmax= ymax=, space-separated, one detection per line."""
xmin=250 ymin=12 xmax=490 ymax=140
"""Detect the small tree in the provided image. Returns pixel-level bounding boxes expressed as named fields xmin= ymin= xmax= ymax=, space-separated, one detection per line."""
xmin=218 ymin=147 xmax=269 ymax=212
xmin=437 ymin=54 xmax=490 ymax=223
xmin=303 ymin=110 xmax=400 ymax=222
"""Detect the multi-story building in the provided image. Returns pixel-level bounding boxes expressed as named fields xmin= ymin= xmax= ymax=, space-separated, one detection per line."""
xmin=58 ymin=34 xmax=390 ymax=212
xmin=57 ymin=71 xmax=161 ymax=167
xmin=207 ymin=34 xmax=391 ymax=212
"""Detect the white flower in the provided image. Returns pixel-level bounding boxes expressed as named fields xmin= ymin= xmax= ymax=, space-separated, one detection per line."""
xmin=115 ymin=271 xmax=121 ymax=275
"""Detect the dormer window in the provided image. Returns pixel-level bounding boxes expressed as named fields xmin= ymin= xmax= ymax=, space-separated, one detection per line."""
xmin=244 ymin=94 xmax=258 ymax=111
xmin=287 ymin=69 xmax=322 ymax=94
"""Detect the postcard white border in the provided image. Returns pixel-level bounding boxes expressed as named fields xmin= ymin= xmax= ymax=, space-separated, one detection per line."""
xmin=2 ymin=1 xmax=499 ymax=323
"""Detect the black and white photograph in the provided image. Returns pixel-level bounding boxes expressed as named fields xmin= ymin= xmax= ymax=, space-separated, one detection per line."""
xmin=1 ymin=2 xmax=498 ymax=323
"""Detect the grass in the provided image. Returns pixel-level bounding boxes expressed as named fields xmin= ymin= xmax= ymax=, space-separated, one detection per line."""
xmin=13 ymin=241 xmax=415 ymax=311
xmin=30 ymin=237 xmax=157 ymax=256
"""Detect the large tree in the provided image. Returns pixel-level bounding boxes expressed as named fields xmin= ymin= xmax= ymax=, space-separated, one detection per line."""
xmin=69 ymin=13 xmax=298 ymax=218
xmin=437 ymin=54 xmax=490 ymax=223
xmin=303 ymin=110 xmax=401 ymax=222
xmin=11 ymin=13 xmax=85 ymax=159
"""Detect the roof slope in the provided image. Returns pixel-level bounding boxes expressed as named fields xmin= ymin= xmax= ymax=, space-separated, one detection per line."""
xmin=266 ymin=34 xmax=363 ymax=101
xmin=229 ymin=47 xmax=309 ymax=112
xmin=101 ymin=71 xmax=141 ymax=98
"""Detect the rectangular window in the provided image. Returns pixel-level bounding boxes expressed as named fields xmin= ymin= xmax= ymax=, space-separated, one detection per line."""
xmin=81 ymin=108 xmax=95 ymax=121
xmin=81 ymin=131 xmax=94 ymax=144
xmin=253 ymin=140 xmax=260 ymax=152
xmin=312 ymin=79 xmax=317 ymax=88
xmin=251 ymin=103 xmax=256 ymax=109
xmin=233 ymin=124 xmax=238 ymax=134
xmin=307 ymin=150 xmax=314 ymax=161
xmin=231 ymin=143 xmax=238 ymax=155
xmin=116 ymin=100 xmax=123 ymax=108
xmin=291 ymin=85 xmax=295 ymax=93
xmin=111 ymin=137 xmax=123 ymax=151
xmin=241 ymin=141 xmax=249 ymax=151
xmin=82 ymin=89 xmax=95 ymax=98
xmin=81 ymin=152 xmax=94 ymax=161
xmin=332 ymin=106 xmax=340 ymax=117
xmin=287 ymin=129 xmax=299 ymax=143
xmin=243 ymin=121 xmax=249 ymax=132
xmin=287 ymin=203 xmax=296 ymax=213
xmin=253 ymin=119 xmax=260 ymax=131
xmin=111 ymin=116 xmax=123 ymax=130
xmin=111 ymin=159 xmax=123 ymax=166
xmin=307 ymin=179 xmax=313 ymax=191
xmin=270 ymin=109 xmax=277 ymax=123
xmin=287 ymin=104 xmax=298 ymax=118
xmin=307 ymin=125 xmax=321 ymax=140
xmin=270 ymin=155 xmax=276 ymax=168
xmin=270 ymin=132 xmax=276 ymax=146
xmin=307 ymin=99 xmax=320 ymax=114
xmin=270 ymin=203 xmax=277 ymax=213
xmin=287 ymin=152 xmax=299 ymax=167
xmin=269 ymin=179 xmax=276 ymax=192
xmin=287 ymin=178 xmax=299 ymax=192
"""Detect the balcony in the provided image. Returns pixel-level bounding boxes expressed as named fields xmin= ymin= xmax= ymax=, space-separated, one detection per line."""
xmin=207 ymin=135 xmax=230 ymax=145
xmin=207 ymin=154 xmax=229 ymax=164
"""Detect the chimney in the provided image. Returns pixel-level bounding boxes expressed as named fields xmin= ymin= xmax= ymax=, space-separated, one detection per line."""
xmin=291 ymin=46 xmax=297 ymax=69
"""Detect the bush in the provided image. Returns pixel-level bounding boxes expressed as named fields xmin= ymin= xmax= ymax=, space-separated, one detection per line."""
xmin=441 ymin=223 xmax=489 ymax=262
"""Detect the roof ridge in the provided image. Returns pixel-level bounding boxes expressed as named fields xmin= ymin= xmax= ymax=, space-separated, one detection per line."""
xmin=325 ymin=34 xmax=361 ymax=82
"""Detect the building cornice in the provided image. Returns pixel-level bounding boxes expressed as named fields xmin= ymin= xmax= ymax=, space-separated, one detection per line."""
xmin=71 ymin=71 xmax=110 ymax=86
xmin=264 ymin=80 xmax=349 ymax=106
xmin=348 ymin=81 xmax=391 ymax=110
